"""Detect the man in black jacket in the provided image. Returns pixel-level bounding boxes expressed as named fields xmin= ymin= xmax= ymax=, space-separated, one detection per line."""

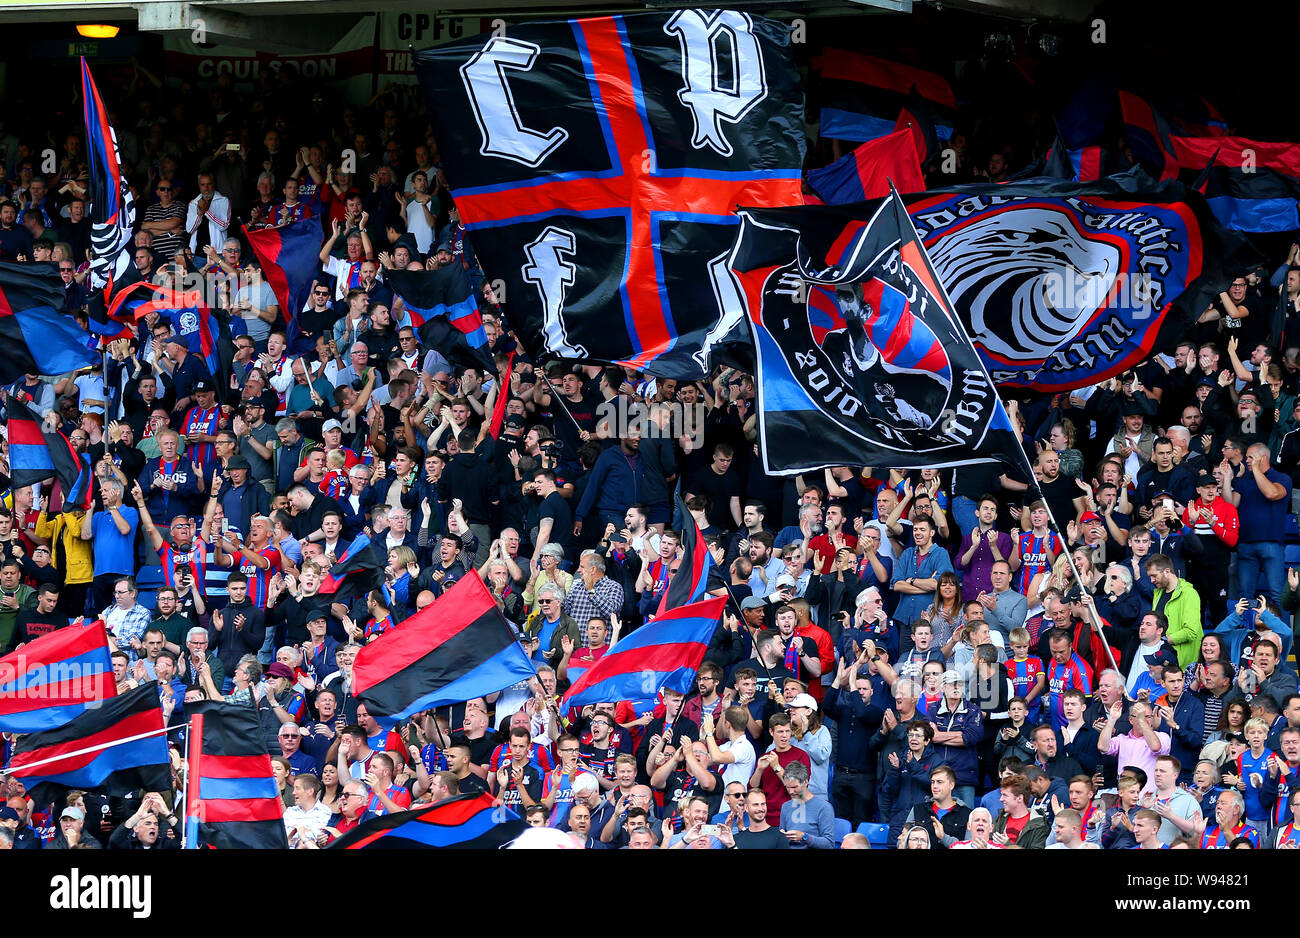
xmin=441 ymin=428 xmax=497 ymax=567
xmin=824 ymin=654 xmax=883 ymax=826
xmin=211 ymin=572 xmax=266 ymax=677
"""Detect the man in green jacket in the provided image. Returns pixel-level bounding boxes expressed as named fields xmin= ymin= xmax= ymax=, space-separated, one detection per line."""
xmin=1146 ymin=554 xmax=1203 ymax=669
xmin=0 ymin=559 xmax=36 ymax=650
xmin=992 ymin=774 xmax=1050 ymax=848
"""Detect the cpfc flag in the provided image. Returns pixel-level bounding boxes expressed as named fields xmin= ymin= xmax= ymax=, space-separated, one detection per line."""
xmin=414 ymin=11 xmax=805 ymax=379
xmin=734 ymin=170 xmax=1253 ymax=396
xmin=730 ymin=188 xmax=1022 ymax=475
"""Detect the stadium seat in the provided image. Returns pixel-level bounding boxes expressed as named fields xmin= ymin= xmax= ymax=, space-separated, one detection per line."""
xmin=832 ymin=817 xmax=851 ymax=846
xmin=856 ymin=821 xmax=889 ymax=848
xmin=1286 ymin=543 xmax=1300 ymax=567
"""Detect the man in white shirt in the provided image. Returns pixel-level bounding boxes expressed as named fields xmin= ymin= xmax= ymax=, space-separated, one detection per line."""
xmin=701 ymin=707 xmax=756 ymax=787
xmin=283 ymin=774 xmax=332 ymax=847
xmin=185 ymin=173 xmax=230 ymax=253
xmin=1149 ymin=754 xmax=1202 ymax=844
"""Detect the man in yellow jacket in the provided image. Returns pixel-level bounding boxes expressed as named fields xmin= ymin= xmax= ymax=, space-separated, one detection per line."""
xmin=1145 ymin=554 xmax=1202 ymax=669
xmin=34 ymin=508 xmax=94 ymax=617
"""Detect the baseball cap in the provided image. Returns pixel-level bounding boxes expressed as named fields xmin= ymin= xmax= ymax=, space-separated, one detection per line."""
xmin=1063 ymin=584 xmax=1084 ymax=604
xmin=306 ymin=609 xmax=328 ymax=624
xmin=1195 ymin=474 xmax=1218 ymax=488
xmin=504 ymin=414 xmax=526 ymax=430
xmin=436 ymin=242 xmax=453 ymax=253
xmin=265 ymin=662 xmax=294 ymax=680
xmin=1238 ymin=388 xmax=1260 ymax=402
xmin=1144 ymin=646 xmax=1180 ymax=669
xmin=322 ymin=418 xmax=342 ymax=433
xmin=1079 ymin=511 xmax=1102 ymax=524
xmin=940 ymin=670 xmax=964 ymax=685
xmin=774 ymin=574 xmax=797 ymax=590
xmin=193 ymin=378 xmax=214 ymax=393
xmin=60 ymin=806 xmax=84 ymax=821
xmin=1119 ymin=400 xmax=1146 ymax=416
xmin=0 ymin=807 xmax=18 ymax=822
xmin=740 ymin=596 xmax=766 ymax=611
xmin=225 ymin=455 xmax=251 ymax=471
xmin=787 ymin=692 xmax=818 ymax=711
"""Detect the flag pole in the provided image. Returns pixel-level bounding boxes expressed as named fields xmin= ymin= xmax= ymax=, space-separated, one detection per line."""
xmin=184 ymin=712 xmax=203 ymax=850
xmin=884 ymin=182 xmax=1121 ymax=677
xmin=8 ymin=721 xmax=184 ymax=774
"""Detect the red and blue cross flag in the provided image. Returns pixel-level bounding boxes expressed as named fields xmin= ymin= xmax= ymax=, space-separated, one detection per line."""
xmin=413 ymin=11 xmax=805 ymax=379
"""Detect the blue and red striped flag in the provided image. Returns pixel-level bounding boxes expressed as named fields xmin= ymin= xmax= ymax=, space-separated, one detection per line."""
xmin=318 ymin=532 xmax=386 ymax=595
xmin=330 ymin=792 xmax=524 ymax=849
xmin=814 ymin=48 xmax=955 ymax=145
xmin=658 ymin=490 xmax=716 ymax=616
xmin=4 ymin=396 xmax=91 ymax=511
xmin=353 ymin=573 xmax=537 ymax=728
xmin=1119 ymin=91 xmax=1180 ymax=181
xmin=80 ymin=57 xmax=136 ymax=295
xmin=386 ymin=266 xmax=494 ymax=374
xmin=563 ymin=595 xmax=726 ymax=710
xmin=245 ymin=218 xmax=322 ymax=350
xmin=0 ymin=262 xmax=99 ymax=383
xmin=185 ymin=701 xmax=288 ymax=849
xmin=6 ymin=682 xmax=170 ymax=805
xmin=0 ymin=619 xmax=115 ymax=733
xmin=806 ymin=129 xmax=925 ymax=206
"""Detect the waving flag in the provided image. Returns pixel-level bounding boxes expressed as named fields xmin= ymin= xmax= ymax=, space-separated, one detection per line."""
xmin=386 ymin=266 xmax=494 ymax=373
xmin=245 ymin=218 xmax=322 ymax=349
xmin=814 ymin=48 xmax=955 ymax=146
xmin=741 ymin=171 xmax=1253 ymax=396
xmin=185 ymin=701 xmax=288 ymax=849
xmin=563 ymin=595 xmax=726 ymax=709
xmin=414 ymin=11 xmax=804 ymax=379
xmin=658 ymin=490 xmax=715 ymax=615
xmin=118 ymin=283 xmax=224 ymax=376
xmin=80 ymin=57 xmax=136 ymax=294
xmin=1120 ymin=91 xmax=1180 ymax=181
xmin=0 ymin=620 xmax=114 ymax=734
xmin=318 ymin=532 xmax=386 ymax=595
xmin=0 ymin=262 xmax=99 ymax=383
xmin=4 ymin=396 xmax=87 ymax=503
xmin=330 ymin=792 xmax=524 ymax=849
xmin=6 ymin=682 xmax=170 ymax=805
xmin=353 ymin=573 xmax=536 ymax=728
xmin=729 ymin=187 xmax=1023 ymax=474
xmin=806 ymin=129 xmax=925 ymax=206
xmin=1171 ymin=135 xmax=1300 ymax=232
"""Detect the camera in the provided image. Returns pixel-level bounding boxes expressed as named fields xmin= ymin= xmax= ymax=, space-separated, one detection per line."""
xmin=540 ymin=441 xmax=562 ymax=457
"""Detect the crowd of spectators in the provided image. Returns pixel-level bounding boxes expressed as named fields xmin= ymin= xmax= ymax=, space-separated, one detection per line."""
xmin=0 ymin=56 xmax=1298 ymax=852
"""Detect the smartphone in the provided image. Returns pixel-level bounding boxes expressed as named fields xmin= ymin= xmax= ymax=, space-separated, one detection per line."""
xmin=226 ymin=143 xmax=241 ymax=151
xmin=221 ymin=518 xmax=229 ymax=533
xmin=1162 ymin=498 xmax=1175 ymax=513
xmin=699 ymin=824 xmax=718 ymax=838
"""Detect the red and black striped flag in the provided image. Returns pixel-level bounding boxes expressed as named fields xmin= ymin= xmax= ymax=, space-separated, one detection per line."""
xmin=0 ymin=261 xmax=99 ymax=384
xmin=184 ymin=700 xmax=288 ymax=849
xmin=353 ymin=573 xmax=536 ymax=729
xmin=330 ymin=792 xmax=524 ymax=849
xmin=4 ymin=397 xmax=87 ymax=505
xmin=7 ymin=682 xmax=171 ymax=805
